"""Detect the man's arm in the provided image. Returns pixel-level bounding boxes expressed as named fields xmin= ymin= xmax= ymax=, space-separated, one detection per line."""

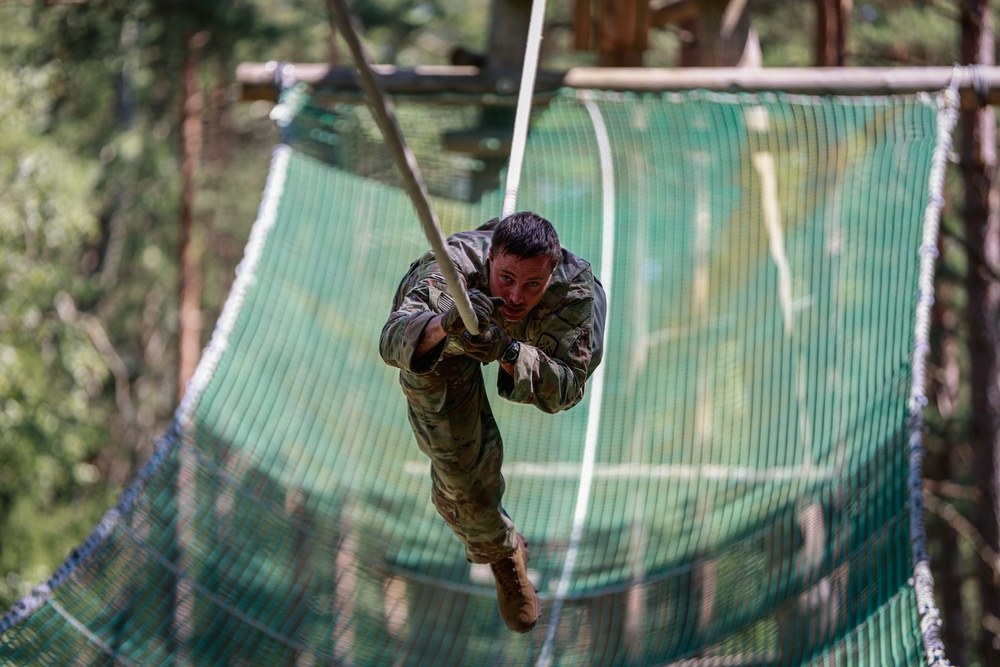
xmin=497 ymin=314 xmax=594 ymax=414
xmin=451 ymin=267 xmax=605 ymax=414
xmin=380 ymin=265 xmax=500 ymax=373
xmin=501 ymin=271 xmax=606 ymax=414
xmin=415 ymin=314 xmax=447 ymax=359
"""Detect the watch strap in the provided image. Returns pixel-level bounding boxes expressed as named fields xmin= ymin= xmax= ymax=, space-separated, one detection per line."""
xmin=500 ymin=339 xmax=520 ymax=364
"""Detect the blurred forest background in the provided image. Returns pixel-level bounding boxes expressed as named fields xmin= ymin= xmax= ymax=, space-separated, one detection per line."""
xmin=0 ymin=0 xmax=998 ymax=664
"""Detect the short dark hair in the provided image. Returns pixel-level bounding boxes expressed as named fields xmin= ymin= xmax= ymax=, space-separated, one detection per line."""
xmin=491 ymin=211 xmax=562 ymax=268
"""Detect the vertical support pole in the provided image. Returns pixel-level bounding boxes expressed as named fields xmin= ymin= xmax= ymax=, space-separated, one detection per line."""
xmin=597 ymin=0 xmax=648 ymax=66
xmin=814 ymin=0 xmax=847 ymax=66
xmin=960 ymin=2 xmax=1000 ymax=661
xmin=927 ymin=251 xmax=967 ymax=663
xmin=572 ymin=0 xmax=592 ymax=50
xmin=486 ymin=0 xmax=532 ymax=69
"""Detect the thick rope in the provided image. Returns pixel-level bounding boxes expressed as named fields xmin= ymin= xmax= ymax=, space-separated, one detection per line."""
xmin=501 ymin=0 xmax=549 ymax=219
xmin=327 ymin=0 xmax=481 ymax=334
xmin=536 ymin=92 xmax=616 ymax=667
xmin=908 ymin=68 xmax=962 ymax=667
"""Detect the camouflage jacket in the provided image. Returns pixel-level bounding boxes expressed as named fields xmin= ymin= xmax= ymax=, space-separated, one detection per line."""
xmin=379 ymin=223 xmax=606 ymax=414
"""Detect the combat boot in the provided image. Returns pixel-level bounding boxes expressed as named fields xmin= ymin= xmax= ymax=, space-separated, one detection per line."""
xmin=489 ymin=534 xmax=541 ymax=633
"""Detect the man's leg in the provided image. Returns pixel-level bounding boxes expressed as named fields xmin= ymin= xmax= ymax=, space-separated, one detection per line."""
xmin=400 ymin=354 xmax=541 ymax=632
xmin=401 ymin=354 xmax=517 ymax=563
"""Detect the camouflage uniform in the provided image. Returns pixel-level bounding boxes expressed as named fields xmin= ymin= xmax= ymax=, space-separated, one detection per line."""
xmin=379 ymin=221 xmax=607 ymax=564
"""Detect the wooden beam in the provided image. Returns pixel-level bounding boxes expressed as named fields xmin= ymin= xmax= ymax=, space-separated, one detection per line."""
xmin=237 ymin=62 xmax=565 ymax=102
xmin=487 ymin=0 xmax=532 ymax=69
xmin=236 ymin=62 xmax=1000 ymax=108
xmin=573 ymin=0 xmax=592 ymax=50
xmin=597 ymin=0 xmax=647 ymax=66
xmin=814 ymin=0 xmax=847 ymax=67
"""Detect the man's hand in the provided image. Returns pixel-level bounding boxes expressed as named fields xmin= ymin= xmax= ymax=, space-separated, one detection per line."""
xmin=440 ymin=290 xmax=505 ymax=336
xmin=458 ymin=323 xmax=512 ymax=364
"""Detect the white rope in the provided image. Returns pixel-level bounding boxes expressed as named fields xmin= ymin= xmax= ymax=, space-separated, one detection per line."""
xmin=501 ymin=0 xmax=549 ymax=219
xmin=179 ymin=145 xmax=291 ymax=424
xmin=536 ymin=92 xmax=616 ymax=667
xmin=908 ymin=67 xmax=961 ymax=667
xmin=327 ymin=0 xmax=481 ymax=334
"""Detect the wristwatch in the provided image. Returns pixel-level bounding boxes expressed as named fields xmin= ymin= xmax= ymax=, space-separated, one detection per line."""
xmin=499 ymin=339 xmax=520 ymax=364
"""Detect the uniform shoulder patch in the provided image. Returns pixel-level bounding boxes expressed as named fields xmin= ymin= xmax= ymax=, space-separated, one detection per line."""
xmin=536 ymin=333 xmax=559 ymax=357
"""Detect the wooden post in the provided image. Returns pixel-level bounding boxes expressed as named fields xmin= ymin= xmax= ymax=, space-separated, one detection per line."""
xmin=324 ymin=0 xmax=340 ymax=65
xmin=928 ymin=258 xmax=967 ymax=663
xmin=486 ymin=0 xmax=532 ymax=70
xmin=464 ymin=0 xmax=533 ymax=201
xmin=572 ymin=0 xmax=591 ymax=50
xmin=960 ymin=1 xmax=1000 ymax=661
xmin=814 ymin=0 xmax=847 ymax=66
xmin=597 ymin=0 xmax=649 ymax=66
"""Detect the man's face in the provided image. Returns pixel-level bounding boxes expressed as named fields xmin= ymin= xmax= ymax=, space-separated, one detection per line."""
xmin=488 ymin=250 xmax=555 ymax=322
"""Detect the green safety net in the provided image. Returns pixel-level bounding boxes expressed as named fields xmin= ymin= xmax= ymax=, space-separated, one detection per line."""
xmin=1 ymin=86 xmax=956 ymax=666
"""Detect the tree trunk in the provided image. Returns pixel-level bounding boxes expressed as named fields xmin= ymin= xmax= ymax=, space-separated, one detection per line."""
xmin=178 ymin=31 xmax=208 ymax=401
xmin=960 ymin=2 xmax=1000 ymax=661
xmin=928 ymin=253 xmax=967 ymax=664
xmin=572 ymin=0 xmax=591 ymax=50
xmin=325 ymin=0 xmax=340 ymax=64
xmin=596 ymin=0 xmax=649 ymax=66
xmin=486 ymin=0 xmax=532 ymax=70
xmin=813 ymin=0 xmax=847 ymax=66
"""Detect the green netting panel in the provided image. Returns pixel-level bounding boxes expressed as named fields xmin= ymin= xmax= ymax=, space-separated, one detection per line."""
xmin=1 ymin=89 xmax=952 ymax=666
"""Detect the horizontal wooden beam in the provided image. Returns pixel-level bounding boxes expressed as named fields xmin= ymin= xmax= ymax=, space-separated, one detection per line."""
xmin=237 ymin=62 xmax=1000 ymax=108
xmin=237 ymin=62 xmax=564 ymax=104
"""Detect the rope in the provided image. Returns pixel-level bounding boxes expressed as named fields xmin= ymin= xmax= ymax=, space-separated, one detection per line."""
xmin=501 ymin=0 xmax=549 ymax=219
xmin=536 ymin=92 xmax=616 ymax=667
xmin=908 ymin=66 xmax=962 ymax=667
xmin=327 ymin=0 xmax=481 ymax=335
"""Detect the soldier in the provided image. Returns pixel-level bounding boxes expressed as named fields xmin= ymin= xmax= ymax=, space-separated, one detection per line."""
xmin=379 ymin=211 xmax=607 ymax=633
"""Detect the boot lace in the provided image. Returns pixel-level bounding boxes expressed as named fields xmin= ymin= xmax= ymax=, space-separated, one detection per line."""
xmin=491 ymin=556 xmax=524 ymax=600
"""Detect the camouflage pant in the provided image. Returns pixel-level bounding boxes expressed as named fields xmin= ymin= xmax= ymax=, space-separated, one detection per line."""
xmin=400 ymin=354 xmax=518 ymax=564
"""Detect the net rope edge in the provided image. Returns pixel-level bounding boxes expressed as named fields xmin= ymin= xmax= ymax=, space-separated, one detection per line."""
xmin=0 ymin=85 xmax=962 ymax=665
xmin=908 ymin=69 xmax=963 ymax=667
xmin=0 ymin=144 xmax=293 ymax=639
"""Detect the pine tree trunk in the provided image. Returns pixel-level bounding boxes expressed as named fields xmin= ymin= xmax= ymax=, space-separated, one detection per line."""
xmin=960 ymin=2 xmax=1000 ymax=660
xmin=928 ymin=263 xmax=967 ymax=664
xmin=813 ymin=0 xmax=846 ymax=66
xmin=178 ymin=31 xmax=208 ymax=400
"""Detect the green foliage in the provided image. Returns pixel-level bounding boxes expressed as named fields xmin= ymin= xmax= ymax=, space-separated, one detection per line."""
xmin=850 ymin=0 xmax=961 ymax=65
xmin=0 ymin=30 xmax=115 ymax=607
xmin=754 ymin=1 xmax=815 ymax=66
xmin=0 ymin=0 xmax=277 ymax=609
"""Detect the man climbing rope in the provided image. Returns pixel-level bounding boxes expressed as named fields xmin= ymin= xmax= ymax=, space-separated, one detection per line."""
xmin=379 ymin=211 xmax=607 ymax=634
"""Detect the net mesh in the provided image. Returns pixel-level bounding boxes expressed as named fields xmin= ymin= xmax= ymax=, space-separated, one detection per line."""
xmin=1 ymin=88 xmax=951 ymax=666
